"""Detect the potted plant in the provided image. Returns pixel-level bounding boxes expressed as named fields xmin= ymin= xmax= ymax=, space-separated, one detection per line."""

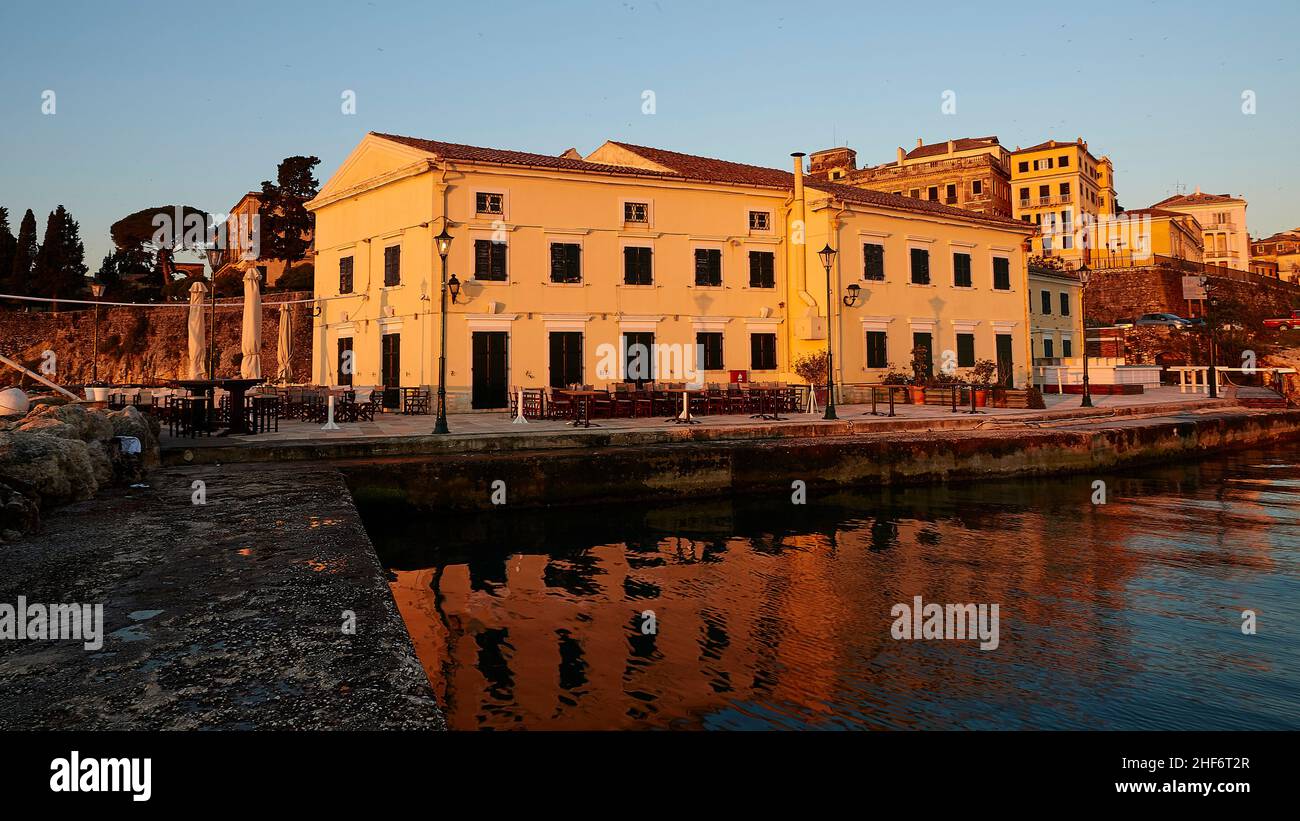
xmin=793 ymin=350 xmax=830 ymax=404
xmin=907 ymin=345 xmax=930 ymax=404
xmin=968 ymin=359 xmax=998 ymax=407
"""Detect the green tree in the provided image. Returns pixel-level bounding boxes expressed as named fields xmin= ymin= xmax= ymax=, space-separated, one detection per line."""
xmin=109 ymin=204 xmax=208 ymax=289
xmin=96 ymin=246 xmax=159 ymax=301
xmin=7 ymin=208 xmax=39 ymax=298
xmin=259 ymin=156 xmax=320 ymax=278
xmin=0 ymin=208 xmax=17 ymax=297
xmin=32 ymin=205 xmax=89 ymax=310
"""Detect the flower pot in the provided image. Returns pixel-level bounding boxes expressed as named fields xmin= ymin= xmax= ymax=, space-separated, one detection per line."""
xmin=973 ymin=388 xmax=989 ymax=407
xmin=91 ymin=386 xmax=111 ymax=402
xmin=908 ymin=386 xmax=926 ymax=405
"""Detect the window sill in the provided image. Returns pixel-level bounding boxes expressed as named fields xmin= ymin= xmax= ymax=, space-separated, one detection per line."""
xmin=546 ymin=282 xmax=585 ymax=287
xmin=907 ymin=282 xmax=933 ymax=288
xmin=381 ymin=284 xmax=402 ymax=290
xmin=619 ymin=283 xmax=655 ymax=289
xmin=471 ymin=278 xmax=509 ymax=286
xmin=951 ymin=285 xmax=975 ymax=291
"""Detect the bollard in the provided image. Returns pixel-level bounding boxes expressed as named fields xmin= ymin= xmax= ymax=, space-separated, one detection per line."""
xmin=887 ymin=387 xmax=896 ymax=417
xmin=321 ymin=395 xmax=341 ymax=430
xmin=512 ymin=388 xmax=529 ymax=425
xmin=950 ymin=385 xmax=958 ymax=413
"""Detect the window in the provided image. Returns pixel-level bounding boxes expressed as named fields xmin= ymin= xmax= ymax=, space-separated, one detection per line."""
xmin=972 ymin=179 xmax=983 ymax=195
xmin=912 ymin=332 xmax=933 ymax=378
xmin=750 ymin=333 xmax=777 ymax=370
xmin=550 ymin=242 xmax=581 ymax=283
xmin=1019 ymin=187 xmax=1029 ymax=202
xmin=697 ymin=332 xmax=724 ymax=371
xmin=1043 ymin=337 xmax=1055 ymax=358
xmin=1018 ymin=161 xmax=1029 ymax=173
xmin=1062 ymin=338 xmax=1073 ymax=358
xmin=749 ymin=250 xmax=775 ymax=289
xmin=1059 ymin=155 xmax=1069 ymax=168
xmin=910 ymin=248 xmax=930 ymax=285
xmin=695 ymin=248 xmax=722 ymax=287
xmin=945 ymin=183 xmax=957 ymax=204
xmin=623 ymin=246 xmax=652 ymax=286
xmin=474 ymin=239 xmax=507 ymax=281
xmin=1038 ymin=184 xmax=1050 ymax=198
xmin=339 ymin=256 xmax=354 ymax=294
xmin=475 ymin=192 xmax=503 ymax=215
xmin=866 ymin=331 xmax=888 ymax=369
xmin=1059 ymin=292 xmax=1070 ymax=316
xmin=956 ymin=333 xmax=975 ymax=368
xmin=863 ymin=243 xmax=885 ymax=281
xmin=624 ymin=201 xmax=649 ymax=224
xmin=1060 ymin=182 xmax=1071 ymax=197
xmin=337 ymin=337 xmax=354 ymax=386
xmin=748 ymin=211 xmax=771 ymax=231
xmin=993 ymin=257 xmax=1011 ymax=290
xmin=623 ymin=332 xmax=655 ymax=383
xmin=1041 ymin=290 xmax=1052 ymax=315
xmin=909 ymin=188 xmax=920 ymax=199
xmin=953 ymin=252 xmax=972 ymax=288
xmin=383 ymin=245 xmax=401 ymax=287
xmin=927 ymin=186 xmax=939 ymax=201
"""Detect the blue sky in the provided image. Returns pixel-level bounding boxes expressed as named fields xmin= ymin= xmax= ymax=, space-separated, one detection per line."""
xmin=1 ymin=0 xmax=1297 ymax=269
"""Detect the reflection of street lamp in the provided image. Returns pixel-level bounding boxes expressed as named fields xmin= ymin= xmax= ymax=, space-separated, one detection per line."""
xmin=818 ymin=243 xmax=838 ymax=420
xmin=1078 ymin=263 xmax=1093 ymax=407
xmin=90 ymin=279 xmax=106 ymax=384
xmin=433 ymin=225 xmax=454 ymax=435
xmin=205 ymin=244 xmax=224 ymax=380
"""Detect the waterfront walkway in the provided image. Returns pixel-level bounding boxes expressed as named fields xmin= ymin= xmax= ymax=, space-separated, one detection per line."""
xmin=160 ymin=387 xmax=1240 ymax=465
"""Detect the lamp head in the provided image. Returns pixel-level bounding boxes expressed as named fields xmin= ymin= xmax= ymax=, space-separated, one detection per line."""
xmin=436 ymin=227 xmax=454 ymax=259
xmin=818 ymin=244 xmax=837 ymax=270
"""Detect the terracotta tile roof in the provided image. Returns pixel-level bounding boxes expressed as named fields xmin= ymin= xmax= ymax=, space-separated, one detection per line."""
xmin=1151 ymin=191 xmax=1244 ymax=207
xmin=812 ymin=180 xmax=1029 ymax=230
xmin=1011 ymin=139 xmax=1079 ymax=155
xmin=1120 ymin=207 xmax=1194 ymax=219
xmin=372 ymin=132 xmax=1028 ymax=231
xmin=371 ymin=132 xmax=678 ymax=179
xmin=905 ymin=136 xmax=1001 ymax=160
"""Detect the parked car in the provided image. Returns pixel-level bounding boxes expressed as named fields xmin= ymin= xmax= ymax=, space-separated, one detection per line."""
xmin=1262 ymin=309 xmax=1300 ymax=331
xmin=1135 ymin=313 xmax=1195 ymax=328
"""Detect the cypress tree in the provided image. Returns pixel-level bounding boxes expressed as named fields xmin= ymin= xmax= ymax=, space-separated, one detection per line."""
xmin=8 ymin=208 xmax=39 ymax=298
xmin=0 ymin=208 xmax=17 ymax=297
xmin=31 ymin=205 xmax=88 ymax=310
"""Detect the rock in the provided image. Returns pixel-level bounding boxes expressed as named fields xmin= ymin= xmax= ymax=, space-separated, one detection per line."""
xmin=86 ymin=440 xmax=114 ymax=488
xmin=50 ymin=403 xmax=115 ymax=442
xmin=0 ymin=431 xmax=99 ymax=505
xmin=13 ymin=415 xmax=79 ymax=439
xmin=27 ymin=395 xmax=70 ymax=410
xmin=0 ymin=479 xmax=40 ymax=542
xmin=0 ymin=388 xmax=29 ymax=416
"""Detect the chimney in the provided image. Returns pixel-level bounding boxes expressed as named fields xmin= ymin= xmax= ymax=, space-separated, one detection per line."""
xmin=897 ymin=146 xmax=906 ymax=164
xmin=916 ymin=137 xmax=924 ymax=148
xmin=791 ymin=152 xmax=805 ymax=200
xmin=946 ymin=139 xmax=955 ymax=153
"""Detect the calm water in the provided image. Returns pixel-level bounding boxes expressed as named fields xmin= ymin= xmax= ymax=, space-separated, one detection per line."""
xmin=359 ymin=446 xmax=1300 ymax=730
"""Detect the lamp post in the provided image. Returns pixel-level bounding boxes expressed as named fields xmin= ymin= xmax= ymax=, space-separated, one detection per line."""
xmin=1201 ymin=275 xmax=1218 ymax=399
xmin=433 ymin=226 xmax=454 ymax=434
xmin=90 ymin=279 xmax=106 ymax=385
xmin=205 ymin=244 xmax=224 ymax=381
xmin=1078 ymin=262 xmax=1093 ymax=407
xmin=818 ymin=243 xmax=838 ymax=420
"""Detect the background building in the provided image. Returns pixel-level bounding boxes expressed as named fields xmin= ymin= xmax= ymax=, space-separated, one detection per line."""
xmin=1011 ymin=138 xmax=1117 ymax=264
xmin=215 ymin=191 xmax=316 ymax=287
xmin=1150 ymin=188 xmax=1249 ymax=271
xmin=1027 ymin=264 xmax=1083 ymax=364
xmin=1251 ymin=228 xmax=1300 ymax=282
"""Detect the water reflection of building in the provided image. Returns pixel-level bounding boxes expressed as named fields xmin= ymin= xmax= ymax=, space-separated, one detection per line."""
xmin=386 ymin=471 xmax=1281 ymax=730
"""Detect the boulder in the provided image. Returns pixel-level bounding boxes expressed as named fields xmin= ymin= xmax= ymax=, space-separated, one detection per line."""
xmin=49 ymin=403 xmax=115 ymax=442
xmin=0 ymin=479 xmax=40 ymax=543
xmin=13 ymin=415 xmax=79 ymax=439
xmin=0 ymin=431 xmax=99 ymax=505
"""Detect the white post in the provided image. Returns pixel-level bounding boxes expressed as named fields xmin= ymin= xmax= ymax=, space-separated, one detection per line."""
xmin=321 ymin=395 xmax=340 ymax=430
xmin=1057 ymin=366 xmax=1063 ymax=394
xmin=806 ymin=385 xmax=818 ymax=415
xmin=513 ymin=387 xmax=529 ymax=425
xmin=1178 ymin=369 xmax=1187 ymax=394
xmin=678 ymin=391 xmax=689 ymax=420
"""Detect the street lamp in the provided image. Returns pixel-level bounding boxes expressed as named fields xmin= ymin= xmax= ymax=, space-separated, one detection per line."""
xmin=433 ymin=225 xmax=454 ymax=434
xmin=448 ymin=273 xmax=461 ymax=304
xmin=842 ymin=283 xmax=861 ymax=307
xmin=204 ymin=244 xmax=224 ymax=381
xmin=818 ymin=243 xmax=838 ymax=420
xmin=1078 ymin=262 xmax=1093 ymax=408
xmin=90 ymin=279 xmax=106 ymax=385
xmin=1200 ymin=275 xmax=1218 ymax=399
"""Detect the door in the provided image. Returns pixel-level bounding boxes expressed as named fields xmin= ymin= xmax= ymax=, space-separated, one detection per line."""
xmin=623 ymin=332 xmax=654 ymax=384
xmin=996 ymin=333 xmax=1014 ymax=386
xmin=337 ymin=337 xmax=354 ymax=386
xmin=381 ymin=333 xmax=400 ymax=409
xmin=912 ymin=332 xmax=933 ymax=380
xmin=549 ymin=332 xmax=583 ymax=389
xmin=472 ymin=331 xmax=509 ymax=409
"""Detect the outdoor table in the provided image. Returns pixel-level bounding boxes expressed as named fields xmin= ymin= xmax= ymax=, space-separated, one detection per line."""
xmin=665 ymin=388 xmax=702 ymax=425
xmin=559 ymin=390 xmax=603 ymax=428
xmin=172 ymin=378 xmax=264 ymax=435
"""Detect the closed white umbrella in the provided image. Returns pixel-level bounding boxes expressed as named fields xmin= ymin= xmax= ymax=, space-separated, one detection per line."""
xmin=240 ymin=268 xmax=262 ymax=379
xmin=187 ymin=281 xmax=208 ymax=379
xmin=276 ymin=302 xmax=293 ymax=383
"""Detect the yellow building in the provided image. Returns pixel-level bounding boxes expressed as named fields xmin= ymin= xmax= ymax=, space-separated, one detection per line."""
xmin=1150 ymin=188 xmax=1249 ymax=271
xmin=1011 ymin=138 xmax=1116 ymax=263
xmin=214 ymin=191 xmax=316 ymax=287
xmin=1088 ymin=207 xmax=1204 ymax=266
xmin=1250 ymin=228 xmax=1300 ymax=282
xmin=305 ymin=132 xmax=1033 ymax=411
xmin=1027 ymin=264 xmax=1084 ymax=363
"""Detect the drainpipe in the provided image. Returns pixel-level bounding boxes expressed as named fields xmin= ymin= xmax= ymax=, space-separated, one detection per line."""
xmin=830 ymin=200 xmax=850 ymax=392
xmin=790 ymin=152 xmax=817 ymax=312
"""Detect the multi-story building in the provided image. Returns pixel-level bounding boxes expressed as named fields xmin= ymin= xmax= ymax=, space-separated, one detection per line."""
xmin=1027 ymin=264 xmax=1083 ymax=364
xmin=1149 ymin=188 xmax=1249 ymax=271
xmin=305 ymin=132 xmax=1034 ymax=411
xmin=1089 ymin=207 xmax=1204 ymax=267
xmin=806 ymin=136 xmax=1013 ymax=218
xmin=1250 ymin=228 xmax=1300 ymax=282
xmin=1010 ymin=138 xmax=1116 ymax=264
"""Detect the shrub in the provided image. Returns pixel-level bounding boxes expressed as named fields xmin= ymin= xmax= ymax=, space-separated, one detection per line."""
xmin=792 ymin=350 xmax=828 ymax=384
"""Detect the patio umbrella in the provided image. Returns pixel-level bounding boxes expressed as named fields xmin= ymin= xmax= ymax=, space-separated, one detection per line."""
xmin=240 ymin=268 xmax=262 ymax=379
xmin=186 ymin=281 xmax=208 ymax=379
xmin=275 ymin=302 xmax=293 ymax=383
